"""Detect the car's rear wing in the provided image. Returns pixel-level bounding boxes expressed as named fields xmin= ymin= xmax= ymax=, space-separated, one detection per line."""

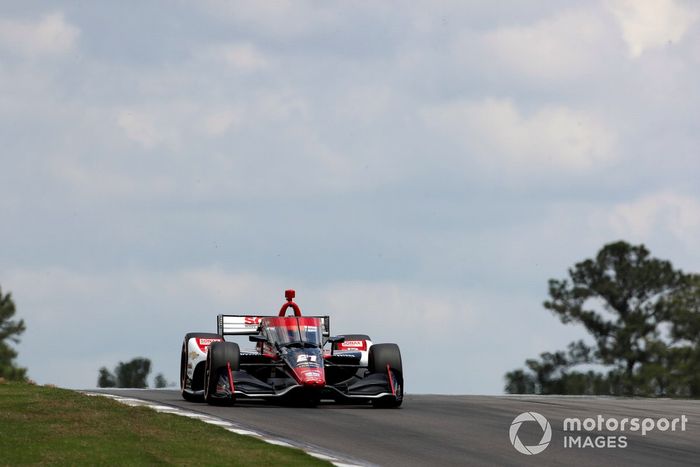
xmin=217 ymin=314 xmax=331 ymax=337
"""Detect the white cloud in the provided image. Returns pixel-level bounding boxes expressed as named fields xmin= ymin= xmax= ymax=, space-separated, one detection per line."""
xmin=115 ymin=94 xmax=281 ymax=151
xmin=199 ymin=0 xmax=338 ymax=37
xmin=423 ymin=98 xmax=616 ymax=172
xmin=608 ymin=192 xmax=700 ymax=245
xmin=202 ymin=109 xmax=241 ymax=136
xmin=199 ymin=42 xmax=270 ymax=72
xmin=0 ymin=12 xmax=79 ymax=57
xmin=50 ymin=157 xmax=177 ymax=199
xmin=475 ymin=8 xmax=610 ymax=80
xmin=52 ymin=94 xmax=365 ymax=201
xmin=252 ymin=89 xmax=310 ymax=122
xmin=316 ymin=282 xmax=475 ymax=340
xmin=334 ymin=84 xmax=394 ymax=121
xmin=219 ymin=43 xmax=269 ymax=71
xmin=606 ymin=0 xmax=699 ymax=58
xmin=117 ymin=109 xmax=178 ymax=149
xmin=176 ymin=269 xmax=270 ymax=306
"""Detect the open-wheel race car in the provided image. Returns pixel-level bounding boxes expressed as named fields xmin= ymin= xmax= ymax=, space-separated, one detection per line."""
xmin=180 ymin=290 xmax=403 ymax=408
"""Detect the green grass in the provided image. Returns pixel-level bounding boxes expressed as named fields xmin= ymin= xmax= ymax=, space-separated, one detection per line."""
xmin=0 ymin=382 xmax=330 ymax=466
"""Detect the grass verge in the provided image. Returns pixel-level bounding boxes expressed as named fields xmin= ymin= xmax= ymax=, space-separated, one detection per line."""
xmin=0 ymin=382 xmax=330 ymax=466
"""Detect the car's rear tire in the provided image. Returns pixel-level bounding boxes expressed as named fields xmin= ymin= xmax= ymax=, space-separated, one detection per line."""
xmin=368 ymin=343 xmax=403 ymax=408
xmin=340 ymin=333 xmax=371 ymax=341
xmin=204 ymin=341 xmax=240 ymax=406
xmin=180 ymin=332 xmax=220 ymax=402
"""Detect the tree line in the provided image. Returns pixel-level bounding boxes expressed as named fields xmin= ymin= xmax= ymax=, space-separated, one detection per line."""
xmin=98 ymin=358 xmax=170 ymax=388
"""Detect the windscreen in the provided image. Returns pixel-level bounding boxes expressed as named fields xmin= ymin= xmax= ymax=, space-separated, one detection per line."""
xmin=264 ymin=317 xmax=322 ymax=347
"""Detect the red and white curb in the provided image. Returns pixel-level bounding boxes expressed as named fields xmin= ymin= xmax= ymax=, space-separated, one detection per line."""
xmin=81 ymin=392 xmax=365 ymax=467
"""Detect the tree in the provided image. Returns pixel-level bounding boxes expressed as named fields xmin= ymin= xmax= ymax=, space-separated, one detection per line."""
xmin=0 ymin=286 xmax=27 ymax=381
xmin=505 ymin=241 xmax=700 ymax=397
xmin=154 ymin=373 xmax=169 ymax=388
xmin=97 ymin=358 xmax=151 ymax=388
xmin=115 ymin=358 xmax=151 ymax=388
xmin=97 ymin=367 xmax=116 ymax=387
xmin=661 ymin=276 xmax=700 ymax=396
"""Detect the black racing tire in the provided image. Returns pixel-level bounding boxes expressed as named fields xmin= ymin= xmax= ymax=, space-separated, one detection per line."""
xmin=368 ymin=343 xmax=402 ymax=374
xmin=204 ymin=341 xmax=240 ymax=405
xmin=340 ymin=334 xmax=371 ymax=341
xmin=368 ymin=343 xmax=403 ymax=408
xmin=180 ymin=332 xmax=220 ymax=402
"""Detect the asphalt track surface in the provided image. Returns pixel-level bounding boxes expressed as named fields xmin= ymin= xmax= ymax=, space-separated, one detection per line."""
xmin=94 ymin=389 xmax=700 ymax=466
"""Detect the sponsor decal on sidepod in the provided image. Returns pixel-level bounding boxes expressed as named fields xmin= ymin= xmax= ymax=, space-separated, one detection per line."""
xmin=338 ymin=340 xmax=367 ymax=350
xmin=196 ymin=337 xmax=222 ymax=352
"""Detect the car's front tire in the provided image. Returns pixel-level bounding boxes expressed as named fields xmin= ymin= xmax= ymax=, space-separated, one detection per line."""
xmin=368 ymin=343 xmax=403 ymax=408
xmin=204 ymin=341 xmax=240 ymax=406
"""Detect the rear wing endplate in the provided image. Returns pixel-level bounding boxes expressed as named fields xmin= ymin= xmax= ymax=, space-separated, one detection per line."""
xmin=217 ymin=314 xmax=331 ymax=337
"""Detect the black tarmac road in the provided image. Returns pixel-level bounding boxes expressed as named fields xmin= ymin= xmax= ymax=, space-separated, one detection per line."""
xmin=94 ymin=390 xmax=700 ymax=466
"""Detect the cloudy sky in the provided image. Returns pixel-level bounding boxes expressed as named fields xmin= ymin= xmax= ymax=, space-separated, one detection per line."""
xmin=1 ymin=1 xmax=699 ymax=394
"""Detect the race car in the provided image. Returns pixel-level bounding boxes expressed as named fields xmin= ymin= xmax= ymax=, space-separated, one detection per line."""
xmin=179 ymin=289 xmax=403 ymax=408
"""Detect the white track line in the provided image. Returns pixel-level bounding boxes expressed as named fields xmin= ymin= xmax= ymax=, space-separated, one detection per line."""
xmin=81 ymin=392 xmax=365 ymax=467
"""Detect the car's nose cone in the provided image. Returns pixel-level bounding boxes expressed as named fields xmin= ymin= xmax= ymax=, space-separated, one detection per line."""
xmin=294 ymin=368 xmax=326 ymax=388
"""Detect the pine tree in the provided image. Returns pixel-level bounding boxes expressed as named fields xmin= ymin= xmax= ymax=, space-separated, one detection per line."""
xmin=505 ymin=241 xmax=700 ymax=396
xmin=0 ymin=286 xmax=28 ymax=381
